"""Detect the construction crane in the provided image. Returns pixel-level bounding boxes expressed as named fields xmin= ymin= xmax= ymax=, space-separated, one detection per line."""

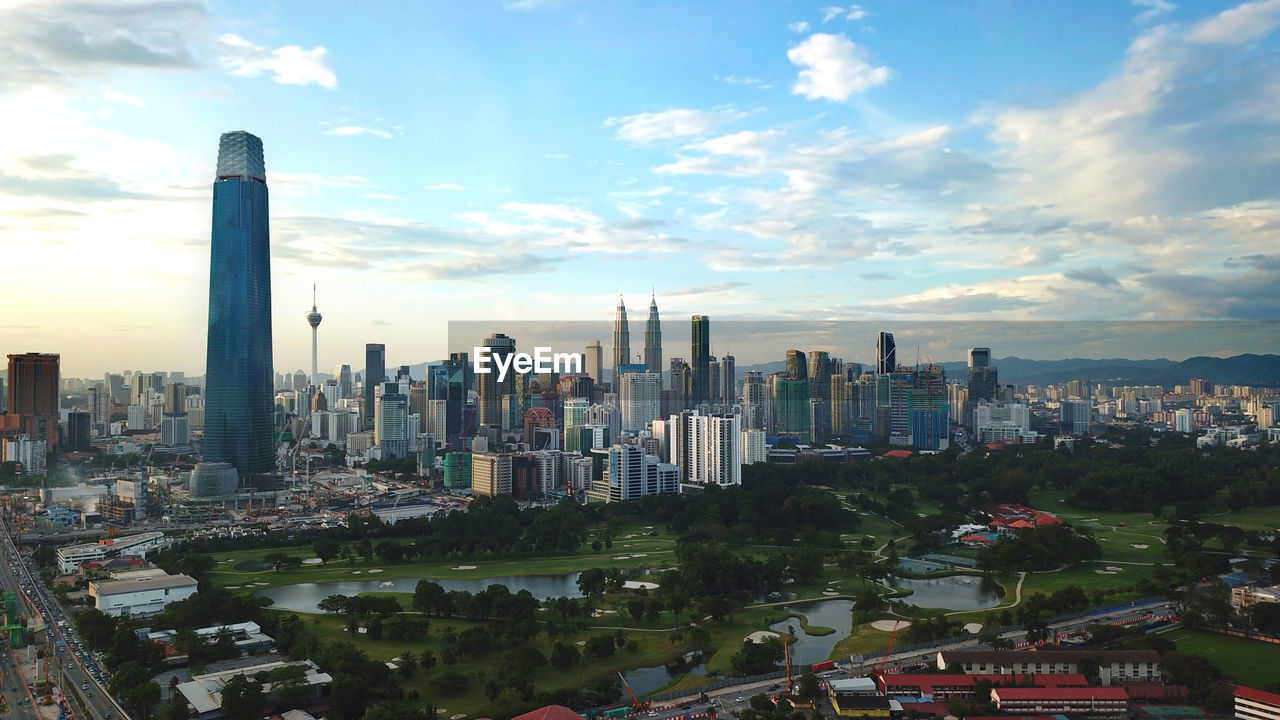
xmin=783 ymin=634 xmax=793 ymax=700
xmin=877 ymin=619 xmax=902 ymax=674
xmin=616 ymin=671 xmax=650 ymax=713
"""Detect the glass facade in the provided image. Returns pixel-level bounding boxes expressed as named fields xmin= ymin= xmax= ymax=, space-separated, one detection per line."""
xmin=204 ymin=131 xmax=275 ymax=477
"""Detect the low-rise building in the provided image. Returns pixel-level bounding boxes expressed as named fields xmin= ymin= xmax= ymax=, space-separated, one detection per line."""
xmin=89 ymin=572 xmax=197 ymax=617
xmin=1238 ymin=686 xmax=1280 ymax=720
xmin=148 ymin=621 xmax=275 ymax=658
xmin=57 ymin=531 xmax=169 ymax=573
xmin=876 ymin=673 xmax=1088 ymax=701
xmin=991 ymin=686 xmax=1128 ymax=718
xmin=176 ymin=658 xmax=331 ymax=719
xmin=936 ymin=649 xmax=1160 ymax=686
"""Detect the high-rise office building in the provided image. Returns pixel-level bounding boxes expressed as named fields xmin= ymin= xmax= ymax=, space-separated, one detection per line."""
xmin=375 ymin=381 xmax=409 ymax=459
xmin=306 ymin=285 xmax=323 ymax=386
xmin=201 ymin=131 xmax=275 ymax=479
xmin=336 ymin=364 xmax=353 ymax=399
xmin=478 ymin=333 xmax=516 ymax=428
xmin=6 ymin=353 xmax=60 ymax=446
xmin=613 ymin=296 xmax=631 ymax=383
xmin=772 ymin=375 xmax=810 ymax=441
xmin=741 ymin=371 xmax=766 ymax=430
xmin=691 ymin=316 xmax=710 ymax=405
xmin=584 ymin=340 xmax=604 ymax=384
xmin=590 ymin=444 xmax=680 ymax=503
xmin=619 ymin=371 xmax=663 ymax=434
xmin=364 ymin=344 xmax=386 ymax=429
xmin=786 ymin=350 xmax=807 ymax=381
xmin=876 ymin=332 xmax=896 ymax=374
xmin=808 ymin=351 xmax=832 ymax=407
xmin=471 ymin=452 xmax=513 ymax=497
xmin=967 ymin=347 xmax=998 ymax=409
xmin=130 ymin=372 xmax=162 ymax=406
xmin=644 ymin=294 xmax=662 ymax=378
xmin=708 ymin=358 xmax=721 ymax=405
xmin=669 ymin=358 xmax=691 ymax=413
xmin=908 ymin=364 xmax=950 ymax=451
xmin=720 ymin=355 xmax=736 ymax=405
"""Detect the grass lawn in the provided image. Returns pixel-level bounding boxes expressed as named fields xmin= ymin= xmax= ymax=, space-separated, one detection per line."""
xmin=1165 ymin=628 xmax=1280 ymax=688
xmin=205 ymin=522 xmax=681 ymax=591
xmin=829 ymin=623 xmax=892 ymax=662
xmin=1201 ymin=505 xmax=1280 ymax=532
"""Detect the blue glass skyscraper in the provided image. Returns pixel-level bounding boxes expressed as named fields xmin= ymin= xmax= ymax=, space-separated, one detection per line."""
xmin=203 ymin=131 xmax=275 ymax=478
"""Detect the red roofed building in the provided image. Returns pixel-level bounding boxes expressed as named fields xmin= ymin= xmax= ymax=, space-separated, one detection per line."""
xmin=877 ymin=674 xmax=1088 ymax=701
xmin=1237 ymin=686 xmax=1280 ymax=720
xmin=883 ymin=449 xmax=913 ymax=459
xmin=991 ymin=687 xmax=1128 ymax=718
xmin=512 ymin=706 xmax=585 ymax=720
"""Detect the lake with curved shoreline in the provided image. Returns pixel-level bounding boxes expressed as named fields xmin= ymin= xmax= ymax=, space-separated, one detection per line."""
xmin=254 ymin=573 xmax=585 ymax=612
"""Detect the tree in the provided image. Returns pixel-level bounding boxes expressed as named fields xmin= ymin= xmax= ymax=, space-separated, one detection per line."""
xmin=797 ymin=673 xmax=821 ymax=702
xmin=319 ymin=594 xmax=349 ymax=614
xmin=584 ymin=634 xmax=616 ymax=659
xmin=160 ymin=697 xmax=191 ymax=720
xmin=550 ymin=642 xmax=580 ymax=669
xmin=357 ymin=538 xmax=374 ymax=560
xmin=627 ymin=598 xmax=646 ymax=625
xmin=267 ymin=664 xmax=309 ymax=710
xmin=219 ymin=675 xmax=264 ymax=720
xmin=126 ymin=681 xmax=162 ymax=714
xmin=75 ymin=608 xmax=118 ymax=650
xmin=313 ymin=538 xmax=341 ymax=564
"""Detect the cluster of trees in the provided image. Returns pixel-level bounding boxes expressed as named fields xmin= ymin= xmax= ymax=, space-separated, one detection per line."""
xmin=411 ymin=581 xmax=540 ymax=623
xmin=978 ymin=525 xmax=1101 ymax=572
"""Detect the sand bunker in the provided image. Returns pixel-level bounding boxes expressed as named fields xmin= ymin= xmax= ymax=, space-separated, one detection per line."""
xmin=1095 ymin=570 xmax=1117 ymax=575
xmin=225 ymin=586 xmax=241 ymax=590
xmin=368 ymin=569 xmax=383 ymax=573
xmin=352 ymin=571 xmax=362 ymax=575
xmin=451 ymin=714 xmax=466 ymax=719
xmin=822 ymin=591 xmax=839 ymax=596
xmin=623 ymin=581 xmax=660 ymax=590
xmin=1131 ymin=544 xmax=1150 ymax=549
xmin=302 ymin=558 xmax=323 ymax=565
xmin=631 ymin=553 xmax=648 ymax=557
xmin=575 ymin=641 xmax=586 ymax=646
xmin=871 ymin=620 xmax=911 ymax=631
xmin=964 ymin=623 xmax=983 ymax=634
xmin=613 ymin=555 xmax=632 ymax=560
xmin=745 ymin=631 xmax=782 ymax=644
xmin=1106 ymin=566 xmax=1124 ymax=572
xmin=453 ymin=565 xmax=477 ymax=570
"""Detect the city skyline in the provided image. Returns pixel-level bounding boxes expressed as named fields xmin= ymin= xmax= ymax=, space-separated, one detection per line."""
xmin=3 ymin=1 xmax=1280 ymax=376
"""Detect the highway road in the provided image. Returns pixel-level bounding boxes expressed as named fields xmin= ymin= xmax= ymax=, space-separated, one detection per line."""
xmin=0 ymin=518 xmax=126 ymax=720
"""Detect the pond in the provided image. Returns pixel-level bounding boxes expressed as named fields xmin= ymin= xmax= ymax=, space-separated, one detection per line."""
xmin=767 ymin=599 xmax=855 ymax=666
xmin=890 ymin=574 xmax=1004 ymax=611
xmin=255 ymin=573 xmax=584 ymax=613
xmin=621 ymin=652 xmax=708 ymax=697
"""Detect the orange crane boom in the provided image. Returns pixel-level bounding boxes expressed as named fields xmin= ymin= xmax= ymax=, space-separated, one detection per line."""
xmin=877 ymin=619 xmax=902 ymax=674
xmin=616 ymin=671 xmax=649 ymax=712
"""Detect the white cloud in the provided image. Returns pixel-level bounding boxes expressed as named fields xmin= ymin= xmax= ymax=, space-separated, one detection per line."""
xmin=605 ymin=107 xmax=746 ymax=143
xmin=217 ymin=33 xmax=337 ymax=89
xmin=1132 ymin=0 xmax=1176 ymax=24
xmin=788 ymin=21 xmax=811 ymax=33
xmin=101 ymin=89 xmax=145 ymax=107
xmin=700 ymin=130 xmax=784 ymax=158
xmin=502 ymin=201 xmax=600 ymax=225
xmin=788 ymin=34 xmax=890 ymax=102
xmin=821 ymin=5 xmax=867 ymax=23
xmin=323 ymin=125 xmax=392 ymax=138
xmin=1184 ymin=0 xmax=1280 ymax=44
xmin=425 ymin=183 xmax=466 ymax=191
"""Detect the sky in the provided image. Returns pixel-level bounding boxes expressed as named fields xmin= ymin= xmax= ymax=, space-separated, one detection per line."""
xmin=2 ymin=0 xmax=1279 ymax=377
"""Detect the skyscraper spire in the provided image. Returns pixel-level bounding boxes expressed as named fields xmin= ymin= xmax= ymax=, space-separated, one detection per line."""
xmin=644 ymin=292 xmax=662 ymax=381
xmin=613 ymin=294 xmax=630 ymax=384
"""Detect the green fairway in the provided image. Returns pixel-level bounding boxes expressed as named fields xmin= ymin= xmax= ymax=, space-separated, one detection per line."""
xmin=1165 ymin=628 xmax=1280 ymax=688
